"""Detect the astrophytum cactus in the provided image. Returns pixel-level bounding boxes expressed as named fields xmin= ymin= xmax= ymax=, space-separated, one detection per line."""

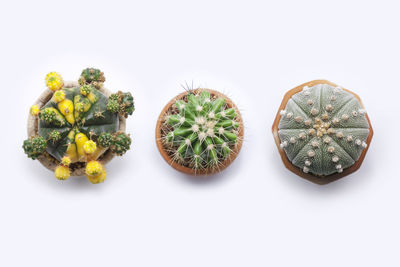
xmin=23 ymin=68 xmax=134 ymax=184
xmin=156 ymin=89 xmax=243 ymax=175
xmin=272 ymin=80 xmax=373 ymax=184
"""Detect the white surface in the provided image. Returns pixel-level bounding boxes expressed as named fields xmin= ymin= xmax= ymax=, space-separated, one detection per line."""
xmin=0 ymin=0 xmax=398 ymax=266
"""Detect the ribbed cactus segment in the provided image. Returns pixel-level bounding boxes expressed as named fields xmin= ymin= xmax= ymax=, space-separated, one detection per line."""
xmin=278 ymin=84 xmax=370 ymax=176
xmin=164 ymin=90 xmax=240 ymax=170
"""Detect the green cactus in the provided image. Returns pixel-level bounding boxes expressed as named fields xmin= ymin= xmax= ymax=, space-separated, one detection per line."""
xmin=40 ymin=107 xmax=66 ymax=126
xmin=48 ymin=130 xmax=61 ymax=144
xmin=163 ymin=90 xmax=240 ymax=170
xmin=80 ymin=84 xmax=92 ymax=96
xmin=98 ymin=132 xmax=113 ymax=148
xmin=23 ymin=136 xmax=47 ymax=159
xmin=106 ymin=99 xmax=120 ymax=113
xmin=278 ymin=84 xmax=370 ymax=176
xmin=110 ymin=132 xmax=132 ymax=156
xmin=78 ymin=68 xmax=105 ymax=89
xmin=107 ymin=91 xmax=135 ymax=118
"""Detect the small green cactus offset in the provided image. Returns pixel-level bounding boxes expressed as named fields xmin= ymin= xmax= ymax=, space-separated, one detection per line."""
xmin=162 ymin=89 xmax=241 ymax=171
xmin=277 ymin=84 xmax=370 ymax=176
xmin=98 ymin=132 xmax=113 ymax=148
xmin=78 ymin=68 xmax=105 ymax=89
xmin=107 ymin=91 xmax=135 ymax=118
xmin=23 ymin=136 xmax=47 ymax=160
xmin=110 ymin=132 xmax=132 ymax=156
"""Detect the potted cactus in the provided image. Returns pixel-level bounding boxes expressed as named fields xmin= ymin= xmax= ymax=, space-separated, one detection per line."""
xmin=272 ymin=80 xmax=373 ymax=184
xmin=23 ymin=68 xmax=135 ymax=184
xmin=155 ymin=88 xmax=244 ymax=175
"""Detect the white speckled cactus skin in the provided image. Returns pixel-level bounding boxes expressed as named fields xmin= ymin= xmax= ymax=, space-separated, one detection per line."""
xmin=278 ymin=84 xmax=370 ymax=176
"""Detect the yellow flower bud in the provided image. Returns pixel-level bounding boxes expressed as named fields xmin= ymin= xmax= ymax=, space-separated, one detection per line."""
xmin=30 ymin=105 xmax=40 ymax=116
xmin=54 ymin=90 xmax=66 ymax=103
xmin=61 ymin=156 xmax=71 ymax=166
xmin=86 ymin=160 xmax=103 ymax=176
xmin=87 ymin=170 xmax=106 ymax=184
xmin=83 ymin=140 xmax=97 ymax=154
xmin=55 ymin=165 xmax=70 ymax=180
xmin=45 ymin=72 xmax=64 ymax=91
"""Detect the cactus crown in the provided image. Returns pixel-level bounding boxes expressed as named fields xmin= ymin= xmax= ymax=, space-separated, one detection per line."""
xmin=278 ymin=84 xmax=370 ymax=176
xmin=161 ymin=89 xmax=241 ymax=171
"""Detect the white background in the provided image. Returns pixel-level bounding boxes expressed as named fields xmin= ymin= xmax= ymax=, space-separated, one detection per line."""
xmin=0 ymin=0 xmax=398 ymax=266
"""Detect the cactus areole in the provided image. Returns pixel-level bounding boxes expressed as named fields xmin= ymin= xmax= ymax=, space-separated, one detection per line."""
xmin=156 ymin=89 xmax=244 ymax=175
xmin=24 ymin=68 xmax=134 ymax=184
xmin=272 ymin=80 xmax=373 ymax=184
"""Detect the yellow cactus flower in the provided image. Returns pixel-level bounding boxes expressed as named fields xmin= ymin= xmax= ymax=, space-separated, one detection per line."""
xmin=54 ymin=90 xmax=66 ymax=103
xmin=55 ymin=165 xmax=70 ymax=180
xmin=30 ymin=105 xmax=40 ymax=116
xmin=61 ymin=156 xmax=71 ymax=166
xmin=86 ymin=160 xmax=103 ymax=176
xmin=83 ymin=140 xmax=97 ymax=154
xmin=87 ymin=170 xmax=106 ymax=184
xmin=45 ymin=72 xmax=64 ymax=91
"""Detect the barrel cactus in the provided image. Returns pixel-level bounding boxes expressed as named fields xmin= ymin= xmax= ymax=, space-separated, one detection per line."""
xmin=272 ymin=80 xmax=373 ymax=184
xmin=23 ymin=68 xmax=135 ymax=184
xmin=156 ymin=89 xmax=243 ymax=175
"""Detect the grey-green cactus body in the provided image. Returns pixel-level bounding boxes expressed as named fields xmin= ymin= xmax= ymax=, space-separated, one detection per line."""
xmin=278 ymin=84 xmax=369 ymax=176
xmin=164 ymin=90 xmax=240 ymax=170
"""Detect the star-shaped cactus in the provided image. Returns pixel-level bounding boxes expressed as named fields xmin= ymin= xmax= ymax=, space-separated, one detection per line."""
xmin=272 ymin=80 xmax=373 ymax=184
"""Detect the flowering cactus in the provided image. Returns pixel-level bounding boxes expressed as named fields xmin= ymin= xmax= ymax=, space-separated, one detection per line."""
xmin=277 ymin=83 xmax=371 ymax=177
xmin=23 ymin=68 xmax=134 ymax=184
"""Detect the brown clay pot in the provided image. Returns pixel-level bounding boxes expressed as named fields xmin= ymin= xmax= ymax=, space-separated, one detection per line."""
xmin=155 ymin=88 xmax=244 ymax=175
xmin=272 ymin=80 xmax=373 ymax=185
xmin=27 ymin=81 xmax=126 ymax=176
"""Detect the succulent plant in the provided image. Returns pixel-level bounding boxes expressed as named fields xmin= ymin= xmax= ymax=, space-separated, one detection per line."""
xmin=276 ymin=83 xmax=371 ymax=178
xmin=78 ymin=68 xmax=105 ymax=89
xmin=23 ymin=136 xmax=47 ymax=160
xmin=107 ymin=91 xmax=135 ymax=118
xmin=160 ymin=89 xmax=242 ymax=172
xmin=98 ymin=132 xmax=113 ymax=148
xmin=23 ymin=68 xmax=135 ymax=184
xmin=45 ymin=72 xmax=64 ymax=91
xmin=110 ymin=132 xmax=131 ymax=156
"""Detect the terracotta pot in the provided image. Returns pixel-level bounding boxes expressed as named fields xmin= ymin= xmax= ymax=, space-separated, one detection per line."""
xmin=155 ymin=89 xmax=244 ymax=175
xmin=272 ymin=80 xmax=373 ymax=185
xmin=27 ymin=81 xmax=126 ymax=176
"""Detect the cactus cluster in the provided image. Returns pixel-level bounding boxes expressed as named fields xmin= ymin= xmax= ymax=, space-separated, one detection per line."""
xmin=98 ymin=132 xmax=131 ymax=156
xmin=107 ymin=91 xmax=135 ymax=118
xmin=23 ymin=68 xmax=134 ymax=184
xmin=23 ymin=136 xmax=47 ymax=160
xmin=78 ymin=68 xmax=105 ymax=89
xmin=277 ymin=84 xmax=370 ymax=176
xmin=162 ymin=89 xmax=241 ymax=171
